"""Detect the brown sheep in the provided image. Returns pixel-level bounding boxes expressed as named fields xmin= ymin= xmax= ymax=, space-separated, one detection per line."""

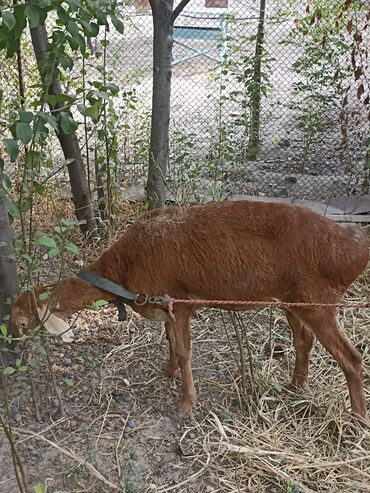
xmin=10 ymin=200 xmax=370 ymax=418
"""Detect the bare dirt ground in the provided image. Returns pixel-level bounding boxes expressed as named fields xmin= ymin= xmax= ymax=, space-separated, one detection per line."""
xmin=1 ymin=203 xmax=370 ymax=493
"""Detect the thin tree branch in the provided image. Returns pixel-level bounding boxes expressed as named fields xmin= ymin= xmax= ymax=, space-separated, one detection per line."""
xmin=172 ymin=0 xmax=191 ymax=23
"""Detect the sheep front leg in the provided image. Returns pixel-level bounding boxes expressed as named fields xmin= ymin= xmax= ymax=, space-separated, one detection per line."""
xmin=171 ymin=310 xmax=196 ymax=416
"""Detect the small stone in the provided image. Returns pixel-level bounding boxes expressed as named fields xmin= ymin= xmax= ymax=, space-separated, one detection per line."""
xmin=9 ymin=404 xmax=19 ymax=416
xmin=70 ymin=420 xmax=77 ymax=427
xmin=124 ymin=421 xmax=136 ymax=434
xmin=63 ymin=358 xmax=72 ymax=367
xmin=51 ymin=399 xmax=60 ymax=408
xmin=112 ymin=391 xmax=124 ymax=402
xmin=123 ymin=393 xmax=134 ymax=404
xmin=92 ymin=397 xmax=99 ymax=406
xmin=284 ymin=176 xmax=297 ymax=184
xmin=172 ymin=471 xmax=182 ymax=483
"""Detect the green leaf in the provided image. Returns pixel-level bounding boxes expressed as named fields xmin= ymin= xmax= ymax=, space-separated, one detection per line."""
xmin=53 ymin=225 xmax=67 ymax=234
xmin=55 ymin=94 xmax=76 ymax=104
xmin=38 ymin=0 xmax=51 ymax=7
xmin=48 ymin=248 xmax=59 ymax=258
xmin=106 ymin=83 xmax=119 ymax=95
xmin=0 ymin=324 xmax=8 ymax=337
xmin=18 ymin=366 xmax=28 ymax=372
xmin=65 ymin=243 xmax=80 ymax=255
xmin=111 ymin=14 xmax=124 ymax=34
xmin=45 ymin=94 xmax=57 ymax=107
xmin=25 ymin=5 xmax=40 ymax=28
xmin=3 ymin=367 xmax=17 ymax=375
xmin=44 ymin=114 xmax=58 ymax=130
xmin=38 ymin=291 xmax=50 ymax=301
xmin=77 ymin=104 xmax=87 ymax=117
xmin=77 ymin=103 xmax=100 ymax=123
xmin=76 ymin=33 xmax=86 ymax=54
xmin=4 ymin=196 xmax=20 ymax=219
xmin=67 ymin=19 xmax=80 ymax=38
xmin=61 ymin=218 xmax=82 ymax=227
xmin=64 ymin=378 xmax=74 ymax=387
xmin=19 ymin=111 xmax=33 ymax=124
xmin=33 ymin=180 xmax=46 ymax=195
xmin=28 ymin=358 xmax=38 ymax=369
xmin=80 ymin=19 xmax=94 ymax=36
xmin=65 ymin=0 xmax=80 ymax=10
xmin=36 ymin=235 xmax=57 ymax=249
xmin=270 ymin=379 xmax=283 ymax=393
xmin=34 ymin=483 xmax=47 ymax=493
xmin=2 ymin=11 xmax=16 ymax=30
xmin=60 ymin=113 xmax=78 ymax=134
xmin=3 ymin=139 xmax=19 ymax=162
xmin=21 ymin=253 xmax=33 ymax=264
xmin=25 ymin=150 xmax=42 ymax=166
xmin=89 ymin=22 xmax=99 ymax=37
xmin=35 ymin=344 xmax=47 ymax=357
xmin=91 ymin=299 xmax=109 ymax=310
xmin=60 ymin=55 xmax=73 ymax=70
xmin=16 ymin=122 xmax=33 ymax=145
xmin=57 ymin=6 xmax=70 ymax=24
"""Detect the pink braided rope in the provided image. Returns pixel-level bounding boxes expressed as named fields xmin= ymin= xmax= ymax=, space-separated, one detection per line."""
xmin=164 ymin=297 xmax=370 ymax=321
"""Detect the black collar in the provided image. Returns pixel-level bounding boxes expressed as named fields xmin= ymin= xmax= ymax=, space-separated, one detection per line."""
xmin=76 ymin=270 xmax=138 ymax=302
xmin=76 ymin=270 xmax=138 ymax=321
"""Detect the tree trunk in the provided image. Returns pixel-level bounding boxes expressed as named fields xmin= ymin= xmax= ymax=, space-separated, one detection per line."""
xmin=247 ymin=0 xmax=266 ymax=160
xmin=147 ymin=0 xmax=174 ymax=209
xmin=146 ymin=0 xmax=190 ymax=209
xmin=0 ymin=170 xmax=19 ymax=363
xmin=30 ymin=25 xmax=97 ymax=235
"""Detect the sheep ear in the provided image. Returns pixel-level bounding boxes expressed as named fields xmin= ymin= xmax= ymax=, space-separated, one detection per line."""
xmin=36 ymin=306 xmax=74 ymax=343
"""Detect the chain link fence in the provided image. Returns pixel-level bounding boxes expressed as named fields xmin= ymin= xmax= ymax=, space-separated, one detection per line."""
xmin=1 ymin=0 xmax=369 ymax=204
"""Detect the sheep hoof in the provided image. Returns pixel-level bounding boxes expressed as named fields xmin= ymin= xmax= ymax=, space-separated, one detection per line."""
xmin=165 ymin=362 xmax=180 ymax=378
xmin=178 ymin=396 xmax=196 ymax=417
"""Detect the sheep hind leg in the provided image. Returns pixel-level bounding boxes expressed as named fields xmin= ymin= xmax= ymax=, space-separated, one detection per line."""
xmin=164 ymin=320 xmax=180 ymax=377
xmin=291 ymin=307 xmax=366 ymax=420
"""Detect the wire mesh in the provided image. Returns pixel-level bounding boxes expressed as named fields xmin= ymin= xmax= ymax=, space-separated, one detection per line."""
xmin=114 ymin=0 xmax=370 ymax=203
xmin=0 ymin=0 xmax=369 ymax=204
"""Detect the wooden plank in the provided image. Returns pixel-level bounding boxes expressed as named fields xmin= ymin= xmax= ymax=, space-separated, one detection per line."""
xmin=228 ymin=194 xmax=370 ymax=222
xmin=326 ymin=215 xmax=370 ymax=223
